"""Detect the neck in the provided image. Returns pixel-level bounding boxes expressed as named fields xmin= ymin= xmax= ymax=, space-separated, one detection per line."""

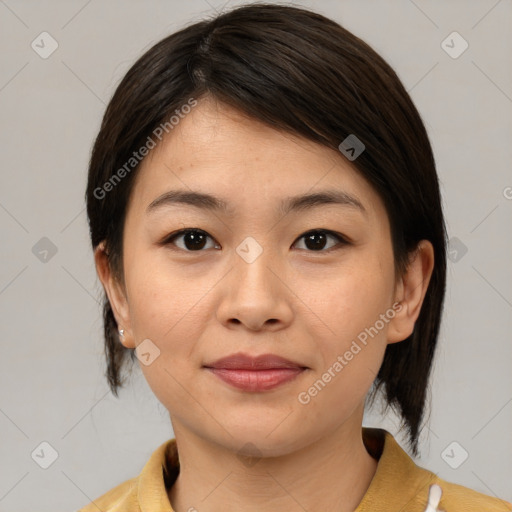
xmin=167 ymin=411 xmax=378 ymax=512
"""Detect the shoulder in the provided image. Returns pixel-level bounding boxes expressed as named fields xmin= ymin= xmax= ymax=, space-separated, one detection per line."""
xmin=77 ymin=476 xmax=139 ymax=512
xmin=76 ymin=438 xmax=177 ymax=512
xmin=361 ymin=428 xmax=511 ymax=512
xmin=432 ymin=476 xmax=512 ymax=512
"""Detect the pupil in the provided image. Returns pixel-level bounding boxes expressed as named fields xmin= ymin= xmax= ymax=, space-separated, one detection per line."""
xmin=185 ymin=231 xmax=206 ymax=250
xmin=306 ymin=232 xmax=326 ymax=250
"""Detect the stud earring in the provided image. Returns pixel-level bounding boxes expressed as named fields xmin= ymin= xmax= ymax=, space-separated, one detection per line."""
xmin=119 ymin=329 xmax=125 ymax=338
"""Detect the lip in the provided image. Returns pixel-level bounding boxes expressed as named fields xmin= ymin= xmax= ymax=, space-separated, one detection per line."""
xmin=203 ymin=352 xmax=308 ymax=392
xmin=204 ymin=352 xmax=307 ymax=370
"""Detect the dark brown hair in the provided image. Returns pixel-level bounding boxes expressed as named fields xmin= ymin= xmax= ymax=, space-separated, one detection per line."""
xmin=85 ymin=2 xmax=447 ymax=456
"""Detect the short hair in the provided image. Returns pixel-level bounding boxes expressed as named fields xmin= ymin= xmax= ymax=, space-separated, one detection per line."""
xmin=85 ymin=2 xmax=447 ymax=456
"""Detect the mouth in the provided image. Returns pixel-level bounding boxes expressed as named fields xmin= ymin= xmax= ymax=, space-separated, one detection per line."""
xmin=204 ymin=367 xmax=306 ymax=391
xmin=203 ymin=352 xmax=308 ymax=392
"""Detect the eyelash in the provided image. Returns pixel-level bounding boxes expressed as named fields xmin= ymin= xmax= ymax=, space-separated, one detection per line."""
xmin=161 ymin=228 xmax=350 ymax=253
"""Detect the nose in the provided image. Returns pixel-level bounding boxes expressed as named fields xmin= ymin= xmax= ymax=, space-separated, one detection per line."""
xmin=215 ymin=244 xmax=294 ymax=331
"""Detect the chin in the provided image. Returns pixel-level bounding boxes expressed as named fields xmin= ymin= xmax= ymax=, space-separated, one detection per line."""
xmin=221 ymin=424 xmax=308 ymax=457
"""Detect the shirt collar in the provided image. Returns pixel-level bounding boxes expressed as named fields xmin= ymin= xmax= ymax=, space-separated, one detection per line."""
xmin=138 ymin=436 xmax=179 ymax=511
xmin=355 ymin=427 xmax=436 ymax=510
xmin=137 ymin=427 xmax=435 ymax=512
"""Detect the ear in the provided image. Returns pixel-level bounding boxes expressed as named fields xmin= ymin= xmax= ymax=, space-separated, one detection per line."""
xmin=387 ymin=240 xmax=435 ymax=344
xmin=94 ymin=240 xmax=136 ymax=349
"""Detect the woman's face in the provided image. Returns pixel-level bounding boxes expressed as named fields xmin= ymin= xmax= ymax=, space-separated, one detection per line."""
xmin=98 ymin=96 xmax=418 ymax=456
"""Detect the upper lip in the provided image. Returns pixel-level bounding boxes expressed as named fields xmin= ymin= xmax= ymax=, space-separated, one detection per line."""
xmin=204 ymin=352 xmax=307 ymax=370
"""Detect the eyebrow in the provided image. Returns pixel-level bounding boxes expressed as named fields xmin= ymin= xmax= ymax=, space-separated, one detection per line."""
xmin=146 ymin=189 xmax=367 ymax=217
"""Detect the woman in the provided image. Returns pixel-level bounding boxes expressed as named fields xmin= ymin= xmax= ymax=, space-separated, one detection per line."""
xmin=81 ymin=3 xmax=511 ymax=511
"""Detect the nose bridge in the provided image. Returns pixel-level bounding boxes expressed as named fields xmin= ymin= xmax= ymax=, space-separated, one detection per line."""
xmin=215 ymin=234 xmax=293 ymax=329
xmin=232 ymin=235 xmax=279 ymax=295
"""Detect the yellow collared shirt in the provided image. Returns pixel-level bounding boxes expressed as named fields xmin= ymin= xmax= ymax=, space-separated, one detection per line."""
xmin=78 ymin=427 xmax=511 ymax=511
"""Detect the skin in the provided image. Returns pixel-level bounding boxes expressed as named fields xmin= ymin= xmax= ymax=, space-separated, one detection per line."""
xmin=95 ymin=95 xmax=434 ymax=512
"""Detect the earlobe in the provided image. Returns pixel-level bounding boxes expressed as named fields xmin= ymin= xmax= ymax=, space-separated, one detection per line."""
xmin=94 ymin=241 xmax=136 ymax=349
xmin=117 ymin=328 xmax=134 ymax=350
xmin=387 ymin=240 xmax=435 ymax=345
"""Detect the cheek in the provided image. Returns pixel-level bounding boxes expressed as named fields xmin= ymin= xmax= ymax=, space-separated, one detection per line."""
xmin=295 ymin=257 xmax=392 ymax=398
xmin=124 ymin=254 xmax=208 ymax=358
xmin=123 ymin=252 xmax=228 ymax=402
xmin=125 ymin=263 xmax=206 ymax=406
xmin=297 ymin=293 xmax=390 ymax=426
xmin=298 ymin=256 xmax=393 ymax=345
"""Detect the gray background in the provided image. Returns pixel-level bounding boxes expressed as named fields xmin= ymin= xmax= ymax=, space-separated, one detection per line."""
xmin=1 ymin=0 xmax=511 ymax=510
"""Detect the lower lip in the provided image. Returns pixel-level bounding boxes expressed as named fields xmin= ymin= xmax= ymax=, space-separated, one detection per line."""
xmin=205 ymin=368 xmax=306 ymax=391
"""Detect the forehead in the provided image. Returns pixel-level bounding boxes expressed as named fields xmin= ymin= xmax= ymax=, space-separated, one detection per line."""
xmin=127 ymin=98 xmax=386 ymax=223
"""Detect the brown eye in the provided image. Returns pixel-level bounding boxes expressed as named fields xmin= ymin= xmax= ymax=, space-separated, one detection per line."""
xmin=164 ymin=229 xmax=219 ymax=251
xmin=293 ymin=230 xmax=348 ymax=252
